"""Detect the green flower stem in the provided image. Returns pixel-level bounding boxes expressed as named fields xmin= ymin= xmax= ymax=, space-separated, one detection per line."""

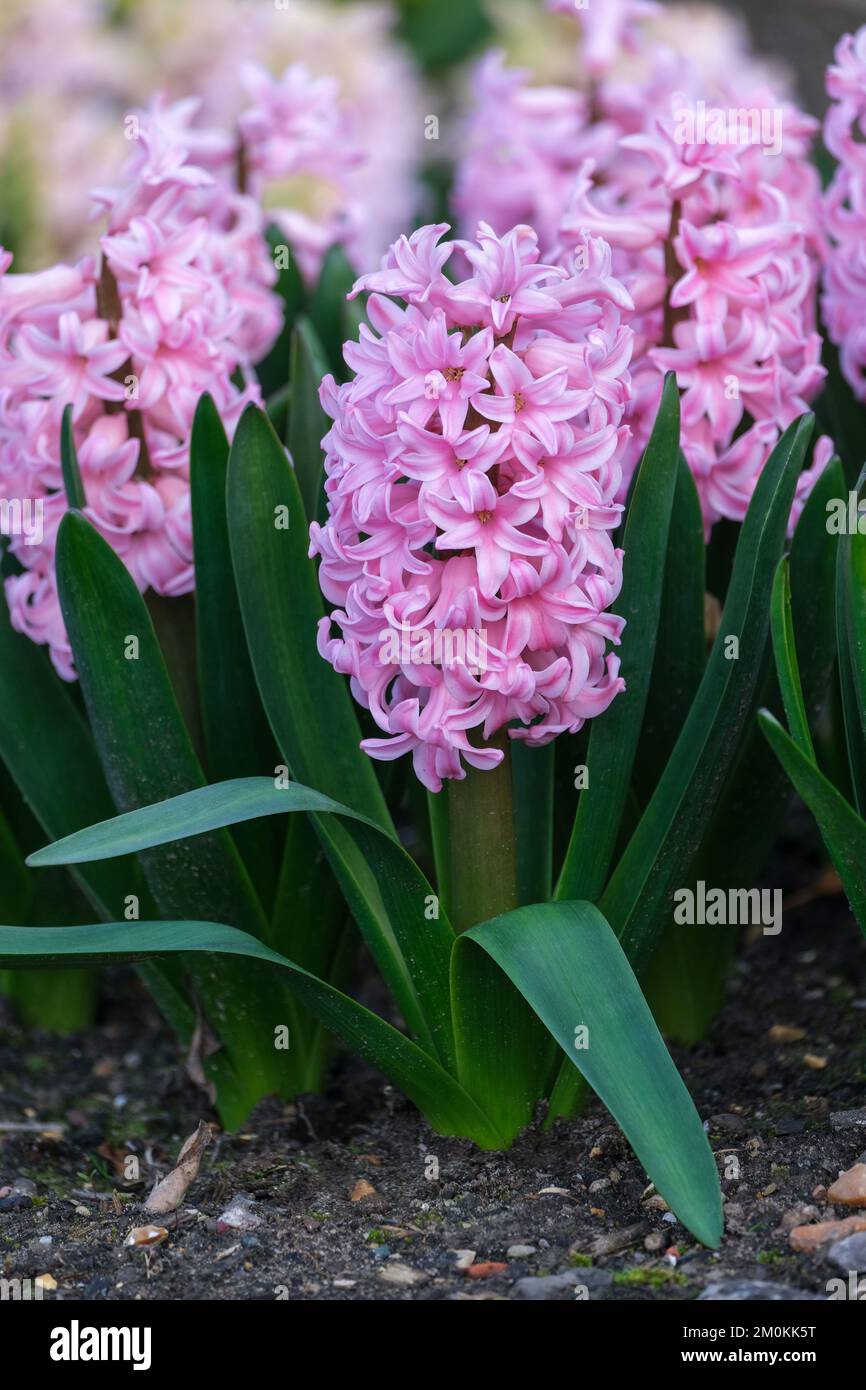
xmin=447 ymin=731 xmax=519 ymax=933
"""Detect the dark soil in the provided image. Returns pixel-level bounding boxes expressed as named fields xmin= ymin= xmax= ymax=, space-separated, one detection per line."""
xmin=1 ymin=811 xmax=865 ymax=1302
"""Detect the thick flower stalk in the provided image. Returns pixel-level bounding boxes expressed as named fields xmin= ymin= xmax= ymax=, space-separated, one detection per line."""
xmin=822 ymin=26 xmax=866 ymax=401
xmin=0 ymin=97 xmax=281 ymax=679
xmin=455 ymin=1 xmax=831 ymax=533
xmin=310 ymin=222 xmax=633 ymax=793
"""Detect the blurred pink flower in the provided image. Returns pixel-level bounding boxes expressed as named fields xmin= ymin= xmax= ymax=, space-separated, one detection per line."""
xmin=456 ymin=2 xmax=831 ymax=534
xmin=0 ymin=98 xmax=281 ymax=679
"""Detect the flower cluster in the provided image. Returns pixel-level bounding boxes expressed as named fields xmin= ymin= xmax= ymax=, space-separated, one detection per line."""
xmin=0 ymin=97 xmax=281 ymax=679
xmin=456 ymin=2 xmax=830 ymax=532
xmin=309 ymin=222 xmax=634 ymax=791
xmin=0 ymin=0 xmax=423 ymax=275
xmin=822 ymin=26 xmax=866 ymax=401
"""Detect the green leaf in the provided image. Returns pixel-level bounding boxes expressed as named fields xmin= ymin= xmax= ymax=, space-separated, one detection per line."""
xmin=511 ymin=741 xmax=554 ymax=905
xmin=836 ymin=466 xmax=866 ymax=813
xmin=647 ymin=457 xmax=843 ymax=1043
xmin=60 ymin=405 xmax=87 ymax=509
xmin=227 ymin=404 xmax=389 ymax=826
xmin=601 ymin=415 xmax=815 ymax=977
xmin=190 ymin=393 xmax=279 ymax=898
xmin=29 ymin=775 xmax=458 ymax=1074
xmin=0 ymin=920 xmax=503 ymax=1147
xmin=287 ymin=319 xmax=330 ymax=524
xmin=225 ymin=408 xmax=461 ymax=1059
xmin=634 ymin=456 xmax=706 ymax=802
xmin=308 ymin=246 xmax=356 ymax=375
xmin=54 ymin=510 xmax=290 ymax=1110
xmin=463 ymin=900 xmax=723 ymax=1247
xmin=771 ymin=557 xmax=814 ymax=759
xmin=817 ymin=332 xmax=866 ymax=488
xmin=0 ymin=589 xmax=133 ymax=922
xmin=759 ymin=711 xmax=866 ymax=935
xmin=255 ymin=225 xmax=305 ymax=399
xmin=556 ymin=373 xmax=681 ymax=902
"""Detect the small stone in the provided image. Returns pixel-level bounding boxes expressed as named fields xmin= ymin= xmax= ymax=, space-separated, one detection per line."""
xmin=12 ymin=1178 xmax=37 ymax=1197
xmin=536 ymin=1186 xmax=570 ymax=1197
xmin=789 ymin=1216 xmax=866 ymax=1252
xmin=827 ymin=1163 xmax=866 ymax=1208
xmin=710 ymin=1113 xmax=747 ymax=1133
xmin=830 ymin=1109 xmax=866 ymax=1132
xmin=506 ymin=1244 xmax=536 ymax=1258
xmin=216 ymin=1193 xmax=262 ymax=1233
xmin=644 ymin=1233 xmax=664 ymax=1252
xmin=452 ymin=1249 xmax=476 ymax=1270
xmin=0 ymin=1194 xmax=32 ymax=1213
xmin=768 ymin=1025 xmax=806 ymax=1044
xmin=34 ymin=1273 xmax=57 ymax=1292
xmin=779 ymin=1206 xmax=819 ymax=1233
xmin=589 ymin=1145 xmax=603 ymax=1159
xmin=333 ymin=1279 xmax=356 ymax=1289
xmin=588 ymin=1222 xmax=646 ymax=1257
xmin=467 ymin=1261 xmax=508 ymax=1279
xmin=826 ymin=1231 xmax=866 ymax=1273
xmin=511 ymin=1268 xmax=613 ymax=1301
xmin=350 ymin=1179 xmax=377 ymax=1202
xmin=811 ymin=1186 xmax=827 ymax=1202
xmin=803 ymin=1054 xmax=827 ymax=1070
xmin=699 ymin=1280 xmax=820 ymax=1302
xmin=588 ymin=1178 xmax=610 ymax=1194
xmin=378 ymin=1263 xmax=429 ymax=1287
xmin=644 ymin=1194 xmax=670 ymax=1212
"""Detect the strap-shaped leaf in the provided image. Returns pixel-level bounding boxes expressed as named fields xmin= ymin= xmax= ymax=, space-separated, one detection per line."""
xmin=760 ymin=712 xmax=866 ymax=936
xmin=28 ymin=775 xmax=458 ymax=1074
xmin=190 ymin=393 xmax=280 ymax=901
xmin=0 ymin=920 xmax=503 ymax=1148
xmin=771 ymin=557 xmax=814 ymax=758
xmin=462 ymin=900 xmax=723 ymax=1248
xmin=836 ymin=465 xmax=866 ymax=813
xmin=227 ymin=404 xmax=390 ymax=827
xmin=226 ymin=409 xmax=459 ymax=1063
xmin=55 ymin=511 xmax=293 ymax=1107
xmin=600 ymin=415 xmax=815 ymax=977
xmin=60 ymin=404 xmax=87 ymax=509
xmin=556 ymin=373 xmax=681 ymax=902
xmin=288 ymin=319 xmax=330 ymax=525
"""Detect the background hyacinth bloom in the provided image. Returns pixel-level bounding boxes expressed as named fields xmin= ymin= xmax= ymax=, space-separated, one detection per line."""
xmin=0 ymin=98 xmax=281 ymax=679
xmin=455 ymin=0 xmax=832 ymax=534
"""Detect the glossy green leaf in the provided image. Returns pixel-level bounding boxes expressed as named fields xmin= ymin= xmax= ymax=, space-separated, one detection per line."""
xmin=556 ymin=373 xmax=681 ymax=902
xmin=227 ymin=404 xmax=389 ymax=826
xmin=634 ymin=456 xmax=706 ymax=802
xmin=511 ymin=741 xmax=554 ymax=906
xmin=225 ymin=407 xmax=460 ymax=1060
xmin=836 ymin=466 xmax=866 ymax=813
xmin=255 ymin=225 xmax=305 ymax=399
xmin=771 ymin=557 xmax=814 ymax=758
xmin=308 ymin=245 xmax=356 ymax=374
xmin=29 ymin=775 xmax=458 ymax=1073
xmin=463 ymin=900 xmax=723 ymax=1247
xmin=60 ymin=404 xmax=87 ymax=509
xmin=287 ymin=318 xmax=330 ymax=524
xmin=0 ymin=920 xmax=503 ymax=1147
xmin=759 ymin=711 xmax=866 ymax=935
xmin=190 ymin=393 xmax=279 ymax=898
xmin=601 ymin=415 xmax=815 ymax=978
xmin=54 ymin=510 xmax=290 ymax=1111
